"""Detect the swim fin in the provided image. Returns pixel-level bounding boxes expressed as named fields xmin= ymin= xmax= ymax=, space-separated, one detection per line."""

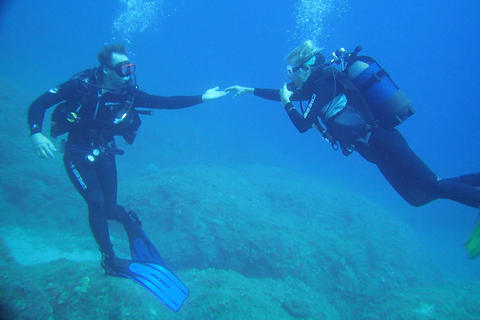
xmin=465 ymin=216 xmax=480 ymax=258
xmin=107 ymin=258 xmax=189 ymax=312
xmin=125 ymin=211 xmax=165 ymax=266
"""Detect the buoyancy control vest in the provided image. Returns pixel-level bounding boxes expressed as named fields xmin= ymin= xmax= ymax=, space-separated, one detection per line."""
xmin=50 ymin=68 xmax=143 ymax=145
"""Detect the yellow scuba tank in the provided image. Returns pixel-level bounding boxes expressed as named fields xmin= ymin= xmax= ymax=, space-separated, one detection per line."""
xmin=335 ymin=46 xmax=415 ymax=127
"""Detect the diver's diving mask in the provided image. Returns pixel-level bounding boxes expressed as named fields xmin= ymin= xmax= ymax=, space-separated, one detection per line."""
xmin=284 ymin=55 xmax=317 ymax=79
xmin=284 ymin=64 xmax=308 ymax=78
xmin=115 ymin=61 xmax=137 ymax=77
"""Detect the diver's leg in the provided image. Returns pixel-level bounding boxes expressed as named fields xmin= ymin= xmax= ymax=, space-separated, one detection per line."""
xmin=442 ymin=173 xmax=480 ymax=188
xmin=97 ymin=153 xmax=123 ymax=220
xmin=435 ymin=179 xmax=480 ymax=208
xmin=357 ymin=127 xmax=439 ymax=207
xmin=63 ymin=151 xmax=115 ymax=261
xmin=360 ymin=127 xmax=480 ymax=208
xmin=95 ymin=154 xmax=165 ymax=265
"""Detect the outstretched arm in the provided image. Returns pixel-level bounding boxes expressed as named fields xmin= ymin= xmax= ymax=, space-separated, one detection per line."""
xmin=227 ymin=85 xmax=300 ymax=102
xmin=136 ymin=86 xmax=229 ymax=110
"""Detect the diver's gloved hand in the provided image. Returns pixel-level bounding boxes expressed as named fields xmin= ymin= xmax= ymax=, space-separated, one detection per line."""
xmin=225 ymin=85 xmax=254 ymax=99
xmin=280 ymin=82 xmax=294 ymax=106
xmin=201 ymin=86 xmax=229 ymax=102
xmin=31 ymin=133 xmax=57 ymax=159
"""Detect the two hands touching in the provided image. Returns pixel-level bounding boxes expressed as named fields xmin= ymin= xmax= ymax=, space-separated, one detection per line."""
xmin=224 ymin=85 xmax=254 ymax=99
xmin=202 ymin=84 xmax=294 ymax=104
xmin=225 ymin=84 xmax=293 ymax=106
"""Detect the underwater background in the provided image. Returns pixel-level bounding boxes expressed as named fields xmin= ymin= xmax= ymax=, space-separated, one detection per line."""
xmin=1 ymin=0 xmax=480 ymax=319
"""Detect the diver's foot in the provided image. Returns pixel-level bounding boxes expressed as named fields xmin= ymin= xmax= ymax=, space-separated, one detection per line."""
xmin=101 ymin=255 xmax=131 ymax=277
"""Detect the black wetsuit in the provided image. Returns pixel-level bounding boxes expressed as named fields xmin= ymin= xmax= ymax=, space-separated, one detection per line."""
xmin=28 ymin=68 xmax=204 ymax=257
xmin=254 ymin=67 xmax=480 ymax=208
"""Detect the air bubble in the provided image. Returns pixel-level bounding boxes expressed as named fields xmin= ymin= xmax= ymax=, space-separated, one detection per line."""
xmin=292 ymin=0 xmax=350 ymax=43
xmin=113 ymin=0 xmax=164 ymax=44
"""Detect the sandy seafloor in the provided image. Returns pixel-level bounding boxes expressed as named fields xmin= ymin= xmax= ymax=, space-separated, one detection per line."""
xmin=1 ymin=78 xmax=479 ymax=319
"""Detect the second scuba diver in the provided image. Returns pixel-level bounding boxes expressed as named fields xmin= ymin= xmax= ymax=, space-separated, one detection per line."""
xmin=226 ymin=40 xmax=480 ymax=258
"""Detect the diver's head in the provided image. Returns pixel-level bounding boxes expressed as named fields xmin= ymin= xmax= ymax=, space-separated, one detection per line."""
xmin=98 ymin=43 xmax=136 ymax=89
xmin=284 ymin=40 xmax=325 ymax=88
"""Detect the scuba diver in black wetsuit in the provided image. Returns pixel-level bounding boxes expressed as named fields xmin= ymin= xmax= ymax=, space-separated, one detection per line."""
xmin=226 ymin=40 xmax=480 ymax=257
xmin=28 ymin=43 xmax=228 ymax=300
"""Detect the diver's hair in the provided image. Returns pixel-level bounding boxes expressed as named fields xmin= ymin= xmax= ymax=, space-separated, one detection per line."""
xmin=97 ymin=43 xmax=127 ymax=68
xmin=285 ymin=40 xmax=320 ymax=66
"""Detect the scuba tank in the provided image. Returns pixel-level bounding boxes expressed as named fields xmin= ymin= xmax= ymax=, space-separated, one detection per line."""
xmin=332 ymin=46 xmax=415 ymax=127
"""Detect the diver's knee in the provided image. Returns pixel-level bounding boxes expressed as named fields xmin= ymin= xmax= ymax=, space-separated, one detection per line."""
xmin=401 ymin=193 xmax=431 ymax=207
xmin=407 ymin=201 xmax=425 ymax=208
xmin=86 ymin=191 xmax=106 ymax=211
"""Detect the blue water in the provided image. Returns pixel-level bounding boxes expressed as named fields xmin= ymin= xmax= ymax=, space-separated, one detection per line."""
xmin=1 ymin=0 xmax=480 ymax=280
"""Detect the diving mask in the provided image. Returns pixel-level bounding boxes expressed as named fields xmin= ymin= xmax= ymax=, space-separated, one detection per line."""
xmin=115 ymin=61 xmax=136 ymax=77
xmin=284 ymin=55 xmax=317 ymax=78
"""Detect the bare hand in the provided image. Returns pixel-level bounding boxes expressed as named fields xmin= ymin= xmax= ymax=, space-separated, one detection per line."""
xmin=202 ymin=86 xmax=229 ymax=102
xmin=280 ymin=83 xmax=293 ymax=105
xmin=31 ymin=133 xmax=57 ymax=159
xmin=225 ymin=85 xmax=254 ymax=99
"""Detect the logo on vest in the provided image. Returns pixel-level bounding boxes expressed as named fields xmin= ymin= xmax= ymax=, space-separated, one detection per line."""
xmin=303 ymin=94 xmax=316 ymax=118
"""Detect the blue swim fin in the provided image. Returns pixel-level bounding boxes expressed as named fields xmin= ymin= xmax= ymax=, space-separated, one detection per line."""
xmin=108 ymin=258 xmax=189 ymax=312
xmin=125 ymin=212 xmax=165 ymax=266
xmin=128 ymin=225 xmax=165 ymax=266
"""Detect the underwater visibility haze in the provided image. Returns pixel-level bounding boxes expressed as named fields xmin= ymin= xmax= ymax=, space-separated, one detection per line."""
xmin=1 ymin=0 xmax=480 ymax=318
